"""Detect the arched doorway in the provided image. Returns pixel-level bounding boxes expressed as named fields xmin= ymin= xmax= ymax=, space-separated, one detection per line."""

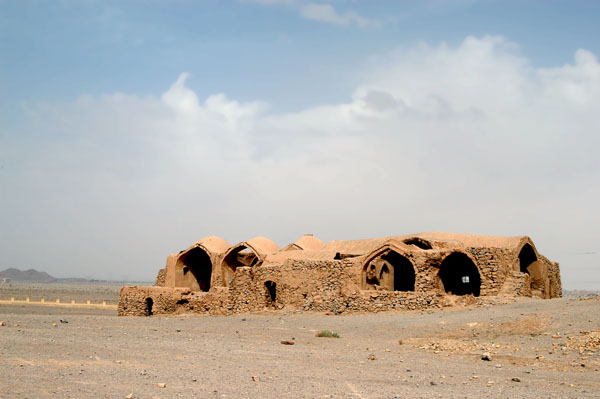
xmin=145 ymin=297 xmax=153 ymax=316
xmin=438 ymin=253 xmax=481 ymax=296
xmin=518 ymin=244 xmax=537 ymax=274
xmin=518 ymin=243 xmax=547 ymax=295
xmin=221 ymin=246 xmax=260 ymax=287
xmin=364 ymin=251 xmax=415 ymax=291
xmin=264 ymin=281 xmax=277 ymax=306
xmin=178 ymin=247 xmax=212 ymax=292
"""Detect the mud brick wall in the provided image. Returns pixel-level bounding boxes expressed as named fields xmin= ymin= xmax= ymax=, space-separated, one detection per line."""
xmin=225 ymin=259 xmax=470 ymax=314
xmin=305 ymin=290 xmax=445 ymax=313
xmin=154 ymin=268 xmax=166 ymax=286
xmin=226 ymin=260 xmax=360 ymax=313
xmin=118 ymin=286 xmax=231 ymax=316
xmin=410 ymin=251 xmax=449 ymax=292
xmin=540 ymin=255 xmax=562 ymax=298
xmin=119 ymin=236 xmax=562 ymax=316
xmin=118 ymin=286 xmax=180 ymax=316
xmin=500 ymin=273 xmax=532 ymax=297
xmin=466 ymin=247 xmax=515 ymax=296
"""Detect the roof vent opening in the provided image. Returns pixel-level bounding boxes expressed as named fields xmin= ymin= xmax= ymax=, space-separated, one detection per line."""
xmin=403 ymin=238 xmax=433 ymax=250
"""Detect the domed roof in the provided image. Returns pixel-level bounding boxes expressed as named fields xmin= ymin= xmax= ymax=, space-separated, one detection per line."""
xmin=192 ymin=236 xmax=231 ymax=254
xmin=294 ymin=234 xmax=324 ymax=251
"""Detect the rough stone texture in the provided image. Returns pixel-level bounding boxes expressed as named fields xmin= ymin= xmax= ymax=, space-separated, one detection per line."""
xmin=119 ymin=232 xmax=562 ymax=316
xmin=154 ymin=268 xmax=166 ymax=287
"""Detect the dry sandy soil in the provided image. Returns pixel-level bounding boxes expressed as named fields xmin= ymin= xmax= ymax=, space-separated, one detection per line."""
xmin=0 ymin=282 xmax=125 ymax=305
xmin=1 ymin=284 xmax=599 ymax=399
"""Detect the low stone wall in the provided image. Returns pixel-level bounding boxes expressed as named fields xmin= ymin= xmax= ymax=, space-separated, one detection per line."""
xmin=120 ymin=257 xmax=502 ymax=316
xmin=118 ymin=286 xmax=230 ymax=316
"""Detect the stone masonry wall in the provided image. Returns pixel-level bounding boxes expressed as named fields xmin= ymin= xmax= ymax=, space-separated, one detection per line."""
xmin=154 ymin=268 xmax=166 ymax=287
xmin=119 ymin=244 xmax=561 ymax=316
xmin=466 ymin=247 xmax=515 ymax=296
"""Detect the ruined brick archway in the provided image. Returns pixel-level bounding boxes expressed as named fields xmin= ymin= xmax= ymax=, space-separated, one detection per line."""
xmin=177 ymin=247 xmax=213 ymax=292
xmin=518 ymin=243 xmax=548 ymax=296
xmin=221 ymin=237 xmax=280 ymax=287
xmin=221 ymin=246 xmax=260 ymax=286
xmin=363 ymin=250 xmax=416 ymax=291
xmin=438 ymin=253 xmax=481 ymax=296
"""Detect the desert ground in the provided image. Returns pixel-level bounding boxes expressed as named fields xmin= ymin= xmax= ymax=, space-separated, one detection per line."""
xmin=1 ymin=283 xmax=599 ymax=399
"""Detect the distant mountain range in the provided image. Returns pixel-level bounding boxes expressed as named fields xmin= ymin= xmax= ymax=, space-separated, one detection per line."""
xmin=0 ymin=268 xmax=150 ymax=284
xmin=0 ymin=267 xmax=56 ymax=282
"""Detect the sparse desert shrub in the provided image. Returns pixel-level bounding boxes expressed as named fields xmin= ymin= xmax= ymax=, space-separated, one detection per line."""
xmin=316 ymin=330 xmax=340 ymax=338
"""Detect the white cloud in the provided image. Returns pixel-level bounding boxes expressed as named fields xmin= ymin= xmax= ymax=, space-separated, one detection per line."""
xmin=1 ymin=36 xmax=599 ymax=288
xmin=299 ymin=3 xmax=381 ymax=28
xmin=247 ymin=0 xmax=381 ymax=28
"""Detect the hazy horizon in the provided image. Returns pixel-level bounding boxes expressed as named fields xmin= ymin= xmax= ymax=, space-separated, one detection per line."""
xmin=1 ymin=1 xmax=599 ymax=289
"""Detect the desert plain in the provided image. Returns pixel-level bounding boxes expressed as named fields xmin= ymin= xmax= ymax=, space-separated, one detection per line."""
xmin=1 ymin=283 xmax=599 ymax=399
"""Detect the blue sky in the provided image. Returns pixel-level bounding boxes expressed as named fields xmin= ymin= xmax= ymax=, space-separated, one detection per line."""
xmin=2 ymin=1 xmax=600 ymax=110
xmin=1 ymin=1 xmax=599 ymax=288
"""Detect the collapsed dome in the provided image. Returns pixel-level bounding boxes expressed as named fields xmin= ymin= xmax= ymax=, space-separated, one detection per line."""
xmin=221 ymin=245 xmax=259 ymax=286
xmin=402 ymin=237 xmax=433 ymax=250
xmin=221 ymin=236 xmax=280 ymax=287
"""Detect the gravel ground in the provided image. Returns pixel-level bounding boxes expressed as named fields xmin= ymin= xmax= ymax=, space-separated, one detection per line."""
xmin=0 ymin=287 xmax=599 ymax=399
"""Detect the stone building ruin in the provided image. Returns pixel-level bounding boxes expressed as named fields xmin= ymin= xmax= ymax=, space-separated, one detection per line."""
xmin=118 ymin=232 xmax=562 ymax=316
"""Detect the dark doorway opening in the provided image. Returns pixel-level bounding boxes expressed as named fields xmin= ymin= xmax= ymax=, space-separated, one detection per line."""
xmin=264 ymin=281 xmax=277 ymax=305
xmin=518 ymin=244 xmax=537 ymax=274
xmin=403 ymin=238 xmax=433 ymax=250
xmin=364 ymin=251 xmax=415 ymax=291
xmin=518 ymin=243 xmax=546 ymax=294
xmin=385 ymin=251 xmax=415 ymax=291
xmin=145 ymin=297 xmax=153 ymax=316
xmin=439 ymin=253 xmax=481 ymax=296
xmin=180 ymin=247 xmax=212 ymax=292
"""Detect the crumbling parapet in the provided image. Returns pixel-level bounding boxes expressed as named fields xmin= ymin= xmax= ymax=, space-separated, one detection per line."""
xmin=154 ymin=268 xmax=166 ymax=287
